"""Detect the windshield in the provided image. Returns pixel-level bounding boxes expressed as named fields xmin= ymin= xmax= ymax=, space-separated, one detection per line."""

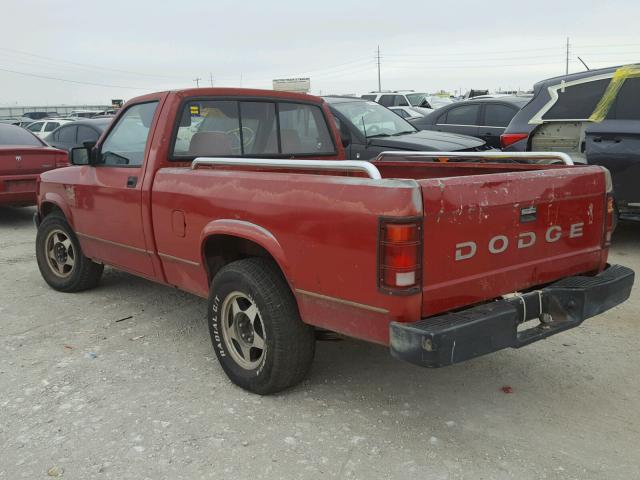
xmin=333 ymin=101 xmax=416 ymax=138
xmin=406 ymin=93 xmax=428 ymax=106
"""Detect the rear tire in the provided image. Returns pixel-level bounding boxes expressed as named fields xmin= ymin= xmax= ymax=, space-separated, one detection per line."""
xmin=208 ymin=258 xmax=315 ymax=394
xmin=36 ymin=212 xmax=103 ymax=292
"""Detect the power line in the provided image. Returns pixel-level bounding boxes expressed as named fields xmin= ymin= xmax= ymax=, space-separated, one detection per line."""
xmin=0 ymin=47 xmax=188 ymax=80
xmin=0 ymin=65 xmax=153 ymax=89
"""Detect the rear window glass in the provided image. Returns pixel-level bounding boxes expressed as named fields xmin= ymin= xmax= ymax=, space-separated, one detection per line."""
xmin=543 ymin=78 xmax=610 ymax=120
xmin=0 ymin=124 xmax=43 ymax=146
xmin=606 ymin=77 xmax=640 ymax=120
xmin=439 ymin=105 xmax=480 ymax=125
xmin=77 ymin=125 xmax=99 ymax=144
xmin=484 ymin=104 xmax=517 ymax=127
xmin=172 ymin=100 xmax=335 ymax=158
xmin=277 ymin=103 xmax=334 ymax=155
xmin=378 ymin=95 xmax=395 ymax=107
xmin=58 ymin=126 xmax=77 ymax=143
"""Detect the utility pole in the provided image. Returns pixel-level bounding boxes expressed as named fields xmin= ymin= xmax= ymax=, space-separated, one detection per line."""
xmin=193 ymin=77 xmax=201 ymax=88
xmin=209 ymin=72 xmax=214 ymax=87
xmin=565 ymin=37 xmax=570 ymax=75
xmin=376 ymin=45 xmax=381 ymax=91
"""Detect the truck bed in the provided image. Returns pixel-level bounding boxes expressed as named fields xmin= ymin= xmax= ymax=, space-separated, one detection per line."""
xmin=151 ymin=155 xmax=609 ymax=344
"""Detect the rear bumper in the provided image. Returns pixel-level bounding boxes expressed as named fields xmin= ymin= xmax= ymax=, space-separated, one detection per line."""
xmin=0 ymin=175 xmax=38 ymax=206
xmin=390 ymin=264 xmax=634 ymax=367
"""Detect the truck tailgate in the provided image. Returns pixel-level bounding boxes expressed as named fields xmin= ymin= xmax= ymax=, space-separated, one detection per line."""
xmin=418 ymin=166 xmax=608 ymax=317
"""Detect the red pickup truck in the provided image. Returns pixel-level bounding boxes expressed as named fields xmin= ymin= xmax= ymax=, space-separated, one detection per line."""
xmin=34 ymin=88 xmax=634 ymax=394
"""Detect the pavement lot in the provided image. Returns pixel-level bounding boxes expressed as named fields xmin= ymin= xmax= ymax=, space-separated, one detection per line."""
xmin=1 ymin=206 xmax=639 ymax=480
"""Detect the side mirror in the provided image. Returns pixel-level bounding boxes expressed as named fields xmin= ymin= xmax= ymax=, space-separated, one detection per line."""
xmin=70 ymin=147 xmax=90 ymax=166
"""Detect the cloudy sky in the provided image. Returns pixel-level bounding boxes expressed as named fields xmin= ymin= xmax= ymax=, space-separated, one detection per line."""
xmin=2 ymin=0 xmax=639 ymax=106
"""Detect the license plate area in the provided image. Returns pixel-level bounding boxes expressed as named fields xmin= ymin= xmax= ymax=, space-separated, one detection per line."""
xmin=6 ymin=180 xmax=36 ymax=192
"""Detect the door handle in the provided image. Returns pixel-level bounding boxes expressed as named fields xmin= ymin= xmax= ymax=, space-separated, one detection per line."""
xmin=126 ymin=176 xmax=138 ymax=188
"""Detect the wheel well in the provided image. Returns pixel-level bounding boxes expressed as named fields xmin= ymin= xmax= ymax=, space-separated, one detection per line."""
xmin=203 ymin=235 xmax=282 ymax=282
xmin=41 ymin=202 xmax=64 ymax=218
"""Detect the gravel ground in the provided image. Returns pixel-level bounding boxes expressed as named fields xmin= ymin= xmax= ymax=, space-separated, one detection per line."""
xmin=1 ymin=206 xmax=639 ymax=480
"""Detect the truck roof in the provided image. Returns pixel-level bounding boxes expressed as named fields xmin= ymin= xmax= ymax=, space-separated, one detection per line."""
xmin=125 ymin=87 xmax=325 ymax=107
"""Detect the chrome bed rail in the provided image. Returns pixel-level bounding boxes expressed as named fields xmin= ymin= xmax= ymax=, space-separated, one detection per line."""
xmin=374 ymin=150 xmax=574 ymax=166
xmin=191 ymin=157 xmax=382 ymax=180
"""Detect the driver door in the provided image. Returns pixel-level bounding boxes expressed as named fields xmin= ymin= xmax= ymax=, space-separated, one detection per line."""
xmin=71 ymin=101 xmax=159 ymax=277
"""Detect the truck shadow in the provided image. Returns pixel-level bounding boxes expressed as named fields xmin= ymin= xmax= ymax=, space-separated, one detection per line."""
xmin=0 ymin=206 xmax=36 ymax=227
xmin=95 ymin=267 xmax=620 ymax=406
xmin=612 ymin=220 xmax=640 ymax=252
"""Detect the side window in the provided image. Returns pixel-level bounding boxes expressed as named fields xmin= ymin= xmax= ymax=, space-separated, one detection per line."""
xmin=543 ymin=78 xmax=610 ymax=120
xmin=393 ymin=109 xmax=410 ymax=119
xmin=44 ymin=122 xmax=58 ymax=132
xmin=606 ymin=77 xmax=640 ymax=120
xmin=58 ymin=125 xmax=77 ymax=144
xmin=77 ymin=125 xmax=99 ymax=144
xmin=395 ymin=96 xmax=409 ymax=107
xmin=173 ymin=100 xmax=240 ymax=156
xmin=277 ymin=103 xmax=334 ymax=155
xmin=361 ymin=95 xmax=376 ymax=101
xmin=378 ymin=95 xmax=394 ymax=107
xmin=440 ymin=105 xmax=480 ymax=125
xmin=27 ymin=122 xmax=43 ymax=132
xmin=484 ymin=104 xmax=517 ymax=127
xmin=99 ymin=101 xmax=158 ymax=167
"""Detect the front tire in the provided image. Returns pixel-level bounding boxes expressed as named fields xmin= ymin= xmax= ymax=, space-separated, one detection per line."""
xmin=208 ymin=258 xmax=315 ymax=394
xmin=35 ymin=213 xmax=103 ymax=292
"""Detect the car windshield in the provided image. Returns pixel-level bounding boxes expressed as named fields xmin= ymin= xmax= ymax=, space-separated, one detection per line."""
xmin=406 ymin=93 xmax=428 ymax=106
xmin=333 ymin=101 xmax=416 ymax=138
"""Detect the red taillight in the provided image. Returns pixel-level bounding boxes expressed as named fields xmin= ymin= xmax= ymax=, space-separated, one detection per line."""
xmin=379 ymin=219 xmax=422 ymax=293
xmin=500 ymin=133 xmax=528 ymax=148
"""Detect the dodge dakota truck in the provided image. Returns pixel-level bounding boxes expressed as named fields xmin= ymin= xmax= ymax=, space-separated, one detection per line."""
xmin=34 ymin=88 xmax=634 ymax=394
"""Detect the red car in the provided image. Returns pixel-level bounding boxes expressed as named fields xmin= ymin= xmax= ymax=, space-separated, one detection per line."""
xmin=0 ymin=124 xmax=67 ymax=206
xmin=34 ymin=88 xmax=634 ymax=394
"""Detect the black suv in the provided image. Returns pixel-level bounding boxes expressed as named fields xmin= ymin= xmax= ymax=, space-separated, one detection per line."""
xmin=502 ymin=64 xmax=640 ymax=220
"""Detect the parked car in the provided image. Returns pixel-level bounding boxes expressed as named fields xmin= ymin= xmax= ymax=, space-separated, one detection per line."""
xmin=23 ymin=111 xmax=59 ymax=120
xmin=411 ymin=96 xmax=530 ymax=148
xmin=34 ymin=87 xmax=633 ymax=395
xmin=0 ymin=117 xmax=20 ymax=125
xmin=25 ymin=119 xmax=75 ymax=139
xmin=360 ymin=91 xmax=434 ymax=114
xmin=44 ymin=118 xmax=111 ymax=151
xmin=324 ymin=96 xmax=485 ymax=160
xmin=389 ymin=106 xmax=430 ymax=120
xmin=502 ymin=64 xmax=640 ymax=220
xmin=91 ymin=109 xmax=118 ymax=117
xmin=412 ymin=94 xmax=455 ymax=110
xmin=0 ymin=124 xmax=67 ymax=206
xmin=13 ymin=118 xmax=38 ymax=128
xmin=67 ymin=110 xmax=102 ymax=119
